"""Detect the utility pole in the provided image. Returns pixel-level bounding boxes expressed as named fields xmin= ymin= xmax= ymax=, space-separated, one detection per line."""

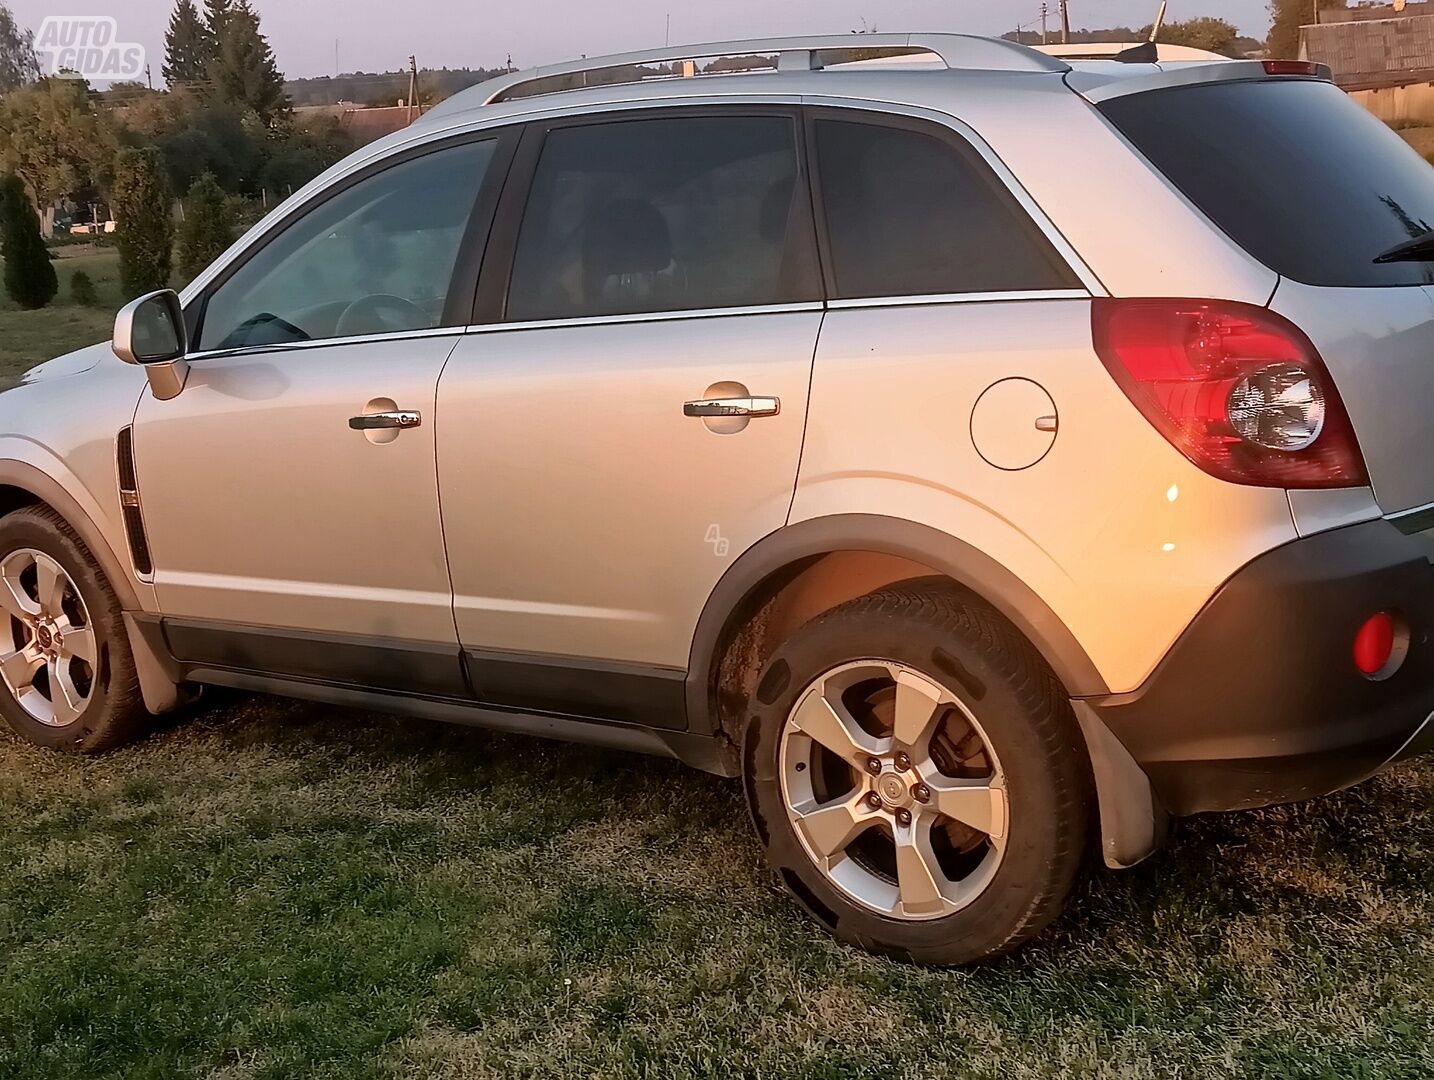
xmin=144 ymin=63 xmax=152 ymax=90
xmin=406 ymin=55 xmax=419 ymax=123
xmin=665 ymin=13 xmax=671 ymax=47
xmin=1040 ymin=2 xmax=1049 ymax=44
xmin=334 ymin=39 xmax=339 ymax=76
xmin=1059 ymin=0 xmax=1070 ymax=44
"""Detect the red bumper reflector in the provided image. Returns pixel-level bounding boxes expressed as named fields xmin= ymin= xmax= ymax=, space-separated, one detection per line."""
xmin=1354 ymin=612 xmax=1397 ymax=678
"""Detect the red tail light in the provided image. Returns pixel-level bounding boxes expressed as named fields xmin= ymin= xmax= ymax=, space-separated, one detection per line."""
xmin=1091 ymin=299 xmax=1367 ymax=488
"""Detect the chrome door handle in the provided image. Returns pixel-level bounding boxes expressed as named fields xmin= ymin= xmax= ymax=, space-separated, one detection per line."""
xmin=683 ymin=396 xmax=781 ymax=419
xmin=349 ymin=410 xmax=422 ymax=430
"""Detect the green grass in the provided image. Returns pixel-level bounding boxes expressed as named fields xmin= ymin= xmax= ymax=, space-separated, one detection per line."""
xmin=1 ymin=695 xmax=1432 ymax=1079
xmin=0 ymin=250 xmax=122 ymax=391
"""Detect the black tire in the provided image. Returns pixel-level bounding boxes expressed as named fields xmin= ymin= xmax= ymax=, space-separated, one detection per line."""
xmin=0 ymin=505 xmax=148 ymax=752
xmin=743 ymin=581 xmax=1091 ymax=965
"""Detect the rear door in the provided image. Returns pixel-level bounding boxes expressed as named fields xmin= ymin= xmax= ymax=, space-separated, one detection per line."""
xmin=1099 ymin=77 xmax=1434 ymax=514
xmin=436 ymin=107 xmax=824 ymax=725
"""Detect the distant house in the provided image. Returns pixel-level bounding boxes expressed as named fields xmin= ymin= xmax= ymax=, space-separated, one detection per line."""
xmin=292 ymin=100 xmax=421 ymax=148
xmin=1300 ymin=9 xmax=1434 ymax=126
xmin=1299 ymin=10 xmax=1434 ymax=90
xmin=339 ymin=103 xmax=421 ymax=145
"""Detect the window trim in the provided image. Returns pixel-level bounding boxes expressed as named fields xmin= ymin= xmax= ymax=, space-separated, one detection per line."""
xmin=474 ymin=103 xmax=824 ymax=326
xmin=187 ymin=127 xmax=521 ymax=359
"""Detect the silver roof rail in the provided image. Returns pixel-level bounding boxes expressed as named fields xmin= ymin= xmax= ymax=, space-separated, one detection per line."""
xmin=425 ymin=33 xmax=1068 ymax=118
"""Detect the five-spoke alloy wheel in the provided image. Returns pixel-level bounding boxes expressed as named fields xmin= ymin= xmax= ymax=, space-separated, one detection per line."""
xmin=780 ymin=660 xmax=1008 ymax=921
xmin=0 ymin=548 xmax=98 ymax=727
xmin=0 ymin=506 xmax=146 ymax=752
xmin=745 ymin=582 xmax=1090 ymax=965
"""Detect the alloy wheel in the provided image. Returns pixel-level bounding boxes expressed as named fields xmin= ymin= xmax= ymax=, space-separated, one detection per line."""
xmin=779 ymin=660 xmax=1009 ymax=921
xmin=0 ymin=549 xmax=97 ymax=727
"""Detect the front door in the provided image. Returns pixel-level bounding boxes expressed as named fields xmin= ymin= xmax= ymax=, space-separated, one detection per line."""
xmin=437 ymin=109 xmax=824 ymax=725
xmin=134 ymin=135 xmax=509 ymax=694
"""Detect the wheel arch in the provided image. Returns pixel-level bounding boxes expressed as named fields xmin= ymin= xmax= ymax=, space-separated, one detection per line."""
xmin=0 ymin=463 xmax=139 ymax=612
xmin=686 ymin=514 xmax=1163 ymax=869
xmin=0 ymin=462 xmax=186 ymax=716
xmin=686 ymin=514 xmax=1110 ymax=739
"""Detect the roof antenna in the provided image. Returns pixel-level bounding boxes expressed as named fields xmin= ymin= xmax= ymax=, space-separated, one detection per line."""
xmin=1115 ymin=0 xmax=1165 ymax=63
xmin=1148 ymin=0 xmax=1168 ymax=42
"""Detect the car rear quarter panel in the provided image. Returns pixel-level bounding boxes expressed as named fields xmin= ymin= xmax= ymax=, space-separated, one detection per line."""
xmin=791 ymin=298 xmax=1299 ymax=695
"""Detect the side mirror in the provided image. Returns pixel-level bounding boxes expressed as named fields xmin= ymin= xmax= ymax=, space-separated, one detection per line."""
xmin=113 ymin=290 xmax=190 ymax=401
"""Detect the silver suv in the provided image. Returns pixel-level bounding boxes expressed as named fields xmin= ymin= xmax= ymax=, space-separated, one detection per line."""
xmin=5 ymin=35 xmax=1434 ymax=965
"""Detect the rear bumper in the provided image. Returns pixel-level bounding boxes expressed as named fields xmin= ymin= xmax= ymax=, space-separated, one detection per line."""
xmin=1084 ymin=518 xmax=1434 ymax=816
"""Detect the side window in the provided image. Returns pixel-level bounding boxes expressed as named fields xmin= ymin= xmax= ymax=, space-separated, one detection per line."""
xmin=198 ymin=139 xmax=496 ymax=351
xmin=506 ymin=115 xmax=819 ymax=322
xmin=812 ymin=118 xmax=1080 ymax=299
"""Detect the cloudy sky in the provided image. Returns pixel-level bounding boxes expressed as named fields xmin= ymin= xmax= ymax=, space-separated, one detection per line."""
xmin=17 ymin=0 xmax=1272 ymax=82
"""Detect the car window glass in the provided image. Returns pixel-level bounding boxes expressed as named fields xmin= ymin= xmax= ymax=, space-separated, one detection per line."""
xmin=1100 ymin=79 xmax=1434 ymax=287
xmin=813 ymin=118 xmax=1080 ymax=299
xmin=198 ymin=139 xmax=495 ymax=351
xmin=506 ymin=115 xmax=818 ymax=321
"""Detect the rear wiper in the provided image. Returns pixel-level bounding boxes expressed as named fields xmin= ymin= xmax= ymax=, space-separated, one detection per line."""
xmin=1374 ymin=230 xmax=1434 ymax=263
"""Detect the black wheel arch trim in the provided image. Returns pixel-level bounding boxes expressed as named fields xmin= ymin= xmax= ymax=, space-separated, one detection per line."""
xmin=0 ymin=465 xmax=189 ymax=716
xmin=684 ymin=513 xmax=1111 ymax=737
xmin=0 ymin=461 xmax=139 ymax=611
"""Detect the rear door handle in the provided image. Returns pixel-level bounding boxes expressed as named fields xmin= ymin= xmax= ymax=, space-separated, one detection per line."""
xmin=683 ymin=396 xmax=781 ymax=419
xmin=349 ymin=410 xmax=422 ymax=430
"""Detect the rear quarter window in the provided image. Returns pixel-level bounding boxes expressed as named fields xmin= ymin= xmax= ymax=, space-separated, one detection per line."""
xmin=1100 ymin=79 xmax=1434 ymax=287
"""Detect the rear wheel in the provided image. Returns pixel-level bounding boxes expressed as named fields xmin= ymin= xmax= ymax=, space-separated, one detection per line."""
xmin=744 ymin=582 xmax=1090 ymax=964
xmin=0 ymin=507 xmax=147 ymax=751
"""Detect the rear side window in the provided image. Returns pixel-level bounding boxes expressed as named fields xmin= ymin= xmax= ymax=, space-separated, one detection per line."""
xmin=1100 ymin=79 xmax=1434 ymax=287
xmin=812 ymin=118 xmax=1080 ymax=299
xmin=506 ymin=115 xmax=819 ymax=321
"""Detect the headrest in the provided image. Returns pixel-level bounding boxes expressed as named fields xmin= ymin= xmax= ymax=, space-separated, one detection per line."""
xmin=583 ymin=198 xmax=672 ymax=280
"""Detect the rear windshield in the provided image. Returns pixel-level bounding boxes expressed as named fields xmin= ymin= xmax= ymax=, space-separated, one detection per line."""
xmin=1100 ymin=79 xmax=1434 ymax=287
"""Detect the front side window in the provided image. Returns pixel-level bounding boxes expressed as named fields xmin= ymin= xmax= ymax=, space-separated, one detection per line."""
xmin=506 ymin=115 xmax=819 ymax=321
xmin=198 ymin=139 xmax=496 ymax=351
xmin=813 ymin=118 xmax=1080 ymax=299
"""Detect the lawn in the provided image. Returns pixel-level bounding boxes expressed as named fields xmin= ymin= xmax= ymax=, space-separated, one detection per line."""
xmin=1 ymin=250 xmax=1432 ymax=1079
xmin=1 ymin=699 xmax=1432 ymax=1079
xmin=0 ymin=249 xmax=122 ymax=390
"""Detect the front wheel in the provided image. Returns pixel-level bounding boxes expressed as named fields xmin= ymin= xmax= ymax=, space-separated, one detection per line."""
xmin=0 ymin=506 xmax=148 ymax=752
xmin=743 ymin=582 xmax=1091 ymax=965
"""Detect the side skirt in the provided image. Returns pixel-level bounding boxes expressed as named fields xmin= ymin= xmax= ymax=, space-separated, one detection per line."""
xmin=182 ymin=667 xmax=735 ymax=777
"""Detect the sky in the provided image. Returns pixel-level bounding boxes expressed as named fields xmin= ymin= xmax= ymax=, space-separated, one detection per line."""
xmin=16 ymin=0 xmax=1273 ymax=83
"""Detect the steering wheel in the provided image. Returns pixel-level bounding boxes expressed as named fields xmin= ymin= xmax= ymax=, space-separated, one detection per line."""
xmin=334 ymin=294 xmax=427 ymax=338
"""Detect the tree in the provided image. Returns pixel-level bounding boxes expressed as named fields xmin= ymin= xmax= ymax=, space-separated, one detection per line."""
xmin=1267 ymin=0 xmax=1346 ymax=60
xmin=207 ymin=0 xmax=289 ymax=129
xmin=70 ymin=269 xmax=98 ymax=306
xmin=163 ymin=0 xmax=211 ymax=87
xmin=1143 ymin=17 xmax=1242 ymax=58
xmin=0 ymin=174 xmax=57 ymax=309
xmin=0 ymin=78 xmax=114 ymax=231
xmin=178 ymin=172 xmax=234 ymax=278
xmin=0 ymin=4 xmax=38 ymax=93
xmin=113 ymin=147 xmax=174 ymax=298
xmin=156 ymin=100 xmax=263 ymax=193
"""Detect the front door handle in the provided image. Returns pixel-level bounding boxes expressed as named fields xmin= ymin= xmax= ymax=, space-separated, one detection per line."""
xmin=349 ymin=410 xmax=422 ymax=431
xmin=683 ymin=396 xmax=781 ymax=419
